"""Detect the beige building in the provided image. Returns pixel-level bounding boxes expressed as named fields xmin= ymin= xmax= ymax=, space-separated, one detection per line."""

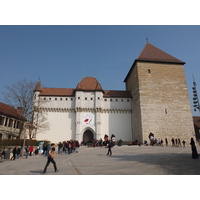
xmin=0 ymin=102 xmax=24 ymax=139
xmin=33 ymin=43 xmax=195 ymax=145
xmin=125 ymin=43 xmax=194 ymax=145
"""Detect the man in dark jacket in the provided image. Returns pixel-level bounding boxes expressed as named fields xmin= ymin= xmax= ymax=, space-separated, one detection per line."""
xmin=107 ymin=140 xmax=113 ymax=156
xmin=10 ymin=147 xmax=17 ymax=160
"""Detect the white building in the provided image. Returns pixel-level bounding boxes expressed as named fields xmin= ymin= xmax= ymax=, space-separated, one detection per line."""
xmin=33 ymin=77 xmax=133 ymax=143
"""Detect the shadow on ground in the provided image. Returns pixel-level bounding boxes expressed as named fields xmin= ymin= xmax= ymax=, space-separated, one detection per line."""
xmin=109 ymin=152 xmax=200 ymax=175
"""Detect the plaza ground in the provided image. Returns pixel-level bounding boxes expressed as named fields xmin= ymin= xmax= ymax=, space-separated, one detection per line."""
xmin=1 ymin=145 xmax=200 ymax=175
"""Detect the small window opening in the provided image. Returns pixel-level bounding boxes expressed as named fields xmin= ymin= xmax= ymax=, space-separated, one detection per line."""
xmin=148 ymin=69 xmax=151 ymax=74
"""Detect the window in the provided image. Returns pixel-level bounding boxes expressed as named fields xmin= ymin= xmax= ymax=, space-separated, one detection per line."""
xmin=55 ymin=98 xmax=57 ymax=101
xmin=8 ymin=119 xmax=13 ymax=127
xmin=91 ymin=98 xmax=93 ymax=100
xmin=49 ymin=98 xmax=51 ymax=100
xmin=148 ymin=69 xmax=151 ymax=74
xmin=98 ymin=97 xmax=100 ymax=100
xmin=44 ymin=98 xmax=46 ymax=100
xmin=110 ymin=99 xmax=112 ymax=102
xmin=85 ymin=97 xmax=87 ymax=100
xmin=60 ymin=98 xmax=62 ymax=101
xmin=116 ymin=99 xmax=118 ymax=102
xmin=121 ymin=99 xmax=123 ymax=102
xmin=0 ymin=116 xmax=4 ymax=126
xmin=5 ymin=118 xmax=8 ymax=127
xmin=78 ymin=97 xmax=80 ymax=100
xmin=104 ymin=99 xmax=107 ymax=101
xmin=66 ymin=98 xmax=68 ymax=100
xmin=127 ymin=99 xmax=129 ymax=102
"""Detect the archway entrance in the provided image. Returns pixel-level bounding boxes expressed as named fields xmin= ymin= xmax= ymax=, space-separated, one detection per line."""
xmin=83 ymin=130 xmax=94 ymax=142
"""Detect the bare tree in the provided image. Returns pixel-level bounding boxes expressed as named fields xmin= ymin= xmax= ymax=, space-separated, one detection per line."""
xmin=2 ymin=79 xmax=36 ymax=139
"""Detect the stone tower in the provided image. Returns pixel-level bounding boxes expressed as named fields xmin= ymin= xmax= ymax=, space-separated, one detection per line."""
xmin=124 ymin=43 xmax=194 ymax=145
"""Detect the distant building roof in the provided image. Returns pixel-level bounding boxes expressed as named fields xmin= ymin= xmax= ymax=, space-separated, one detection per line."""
xmin=124 ymin=43 xmax=185 ymax=82
xmin=0 ymin=102 xmax=24 ymax=120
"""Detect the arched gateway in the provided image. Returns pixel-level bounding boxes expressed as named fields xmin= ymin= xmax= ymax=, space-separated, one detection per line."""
xmin=83 ymin=130 xmax=94 ymax=142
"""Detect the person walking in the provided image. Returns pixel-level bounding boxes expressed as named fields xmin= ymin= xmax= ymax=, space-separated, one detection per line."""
xmin=171 ymin=138 xmax=175 ymax=147
xmin=190 ymin=138 xmax=198 ymax=159
xmin=107 ymin=140 xmax=113 ymax=156
xmin=25 ymin=145 xmax=29 ymax=159
xmin=182 ymin=140 xmax=186 ymax=147
xmin=10 ymin=147 xmax=17 ymax=161
xmin=16 ymin=147 xmax=21 ymax=159
xmin=165 ymin=138 xmax=168 ymax=146
xmin=29 ymin=146 xmax=34 ymax=156
xmin=42 ymin=143 xmax=59 ymax=174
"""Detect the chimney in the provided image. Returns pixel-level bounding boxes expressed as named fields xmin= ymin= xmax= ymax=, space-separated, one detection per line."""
xmin=17 ymin=107 xmax=23 ymax=115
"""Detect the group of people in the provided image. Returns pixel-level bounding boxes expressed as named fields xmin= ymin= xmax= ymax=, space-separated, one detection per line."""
xmin=10 ymin=145 xmax=36 ymax=160
xmin=10 ymin=146 xmax=21 ymax=160
xmin=57 ymin=140 xmax=80 ymax=154
xmin=147 ymin=136 xmax=186 ymax=147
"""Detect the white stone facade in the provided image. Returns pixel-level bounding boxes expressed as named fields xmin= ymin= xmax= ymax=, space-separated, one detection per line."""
xmin=33 ymin=81 xmax=133 ymax=143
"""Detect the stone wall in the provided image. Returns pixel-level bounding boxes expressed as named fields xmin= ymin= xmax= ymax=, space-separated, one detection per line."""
xmin=126 ymin=61 xmax=195 ymax=145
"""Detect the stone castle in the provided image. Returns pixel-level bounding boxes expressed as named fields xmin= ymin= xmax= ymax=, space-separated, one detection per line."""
xmin=33 ymin=43 xmax=194 ymax=145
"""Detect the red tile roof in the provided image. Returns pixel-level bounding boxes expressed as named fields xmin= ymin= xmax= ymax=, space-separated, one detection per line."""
xmin=33 ymin=81 xmax=42 ymax=92
xmin=76 ymin=77 xmax=103 ymax=91
xmin=124 ymin=43 xmax=185 ymax=82
xmin=0 ymin=102 xmax=24 ymax=120
xmin=136 ymin=43 xmax=185 ymax=64
xmin=40 ymin=88 xmax=75 ymax=96
xmin=104 ymin=90 xmax=132 ymax=98
xmin=37 ymin=77 xmax=131 ymax=98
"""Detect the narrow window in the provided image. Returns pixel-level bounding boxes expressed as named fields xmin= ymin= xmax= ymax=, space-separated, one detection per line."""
xmin=66 ymin=98 xmax=68 ymax=100
xmin=60 ymin=98 xmax=62 ymax=101
xmin=148 ymin=69 xmax=151 ymax=74
xmin=78 ymin=97 xmax=80 ymax=100
xmin=55 ymin=98 xmax=57 ymax=101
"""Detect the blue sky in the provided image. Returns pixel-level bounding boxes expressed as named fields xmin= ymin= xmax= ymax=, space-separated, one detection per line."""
xmin=0 ymin=25 xmax=200 ymax=115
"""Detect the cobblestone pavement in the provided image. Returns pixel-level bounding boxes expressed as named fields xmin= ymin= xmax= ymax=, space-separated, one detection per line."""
xmin=1 ymin=145 xmax=200 ymax=175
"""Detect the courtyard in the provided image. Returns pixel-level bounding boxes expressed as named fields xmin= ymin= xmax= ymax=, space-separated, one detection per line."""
xmin=0 ymin=145 xmax=200 ymax=175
